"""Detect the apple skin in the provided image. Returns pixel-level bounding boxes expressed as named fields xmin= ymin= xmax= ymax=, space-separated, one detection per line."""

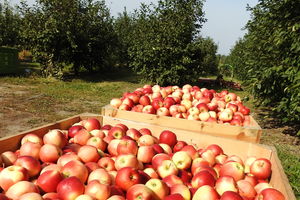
xmin=110 ymin=98 xmax=123 ymax=109
xmin=0 ymin=194 xmax=8 ymax=200
xmin=1 ymin=151 xmax=18 ymax=166
xmin=37 ymin=170 xmax=63 ymax=193
xmin=170 ymin=184 xmax=191 ymax=200
xmin=107 ymin=195 xmax=126 ymax=200
xmin=21 ymin=133 xmax=43 ymax=146
xmin=109 ymin=127 xmax=126 ymax=139
xmin=206 ymin=144 xmax=224 ymax=156
xmin=77 ymin=145 xmax=100 ymax=163
xmin=256 ymin=188 xmax=285 ymax=200
xmin=137 ymin=146 xmax=156 ymax=164
xmin=191 ymin=158 xmax=210 ymax=175
xmin=164 ymin=194 xmax=184 ymax=200
xmin=159 ymin=130 xmax=177 ymax=148
xmin=83 ymin=118 xmax=101 ymax=131
xmin=0 ymin=165 xmax=29 ymax=191
xmin=75 ymin=194 xmax=94 ymax=200
xmin=139 ymin=95 xmax=151 ymax=106
xmin=57 ymin=152 xmax=81 ymax=167
xmin=39 ymin=144 xmax=62 ymax=163
xmin=14 ymin=155 xmax=41 ymax=177
xmin=236 ymin=179 xmax=257 ymax=199
xmin=19 ymin=142 xmax=42 ymax=160
xmin=139 ymin=128 xmax=152 ymax=136
xmin=61 ymin=160 xmax=89 ymax=183
xmin=98 ymin=157 xmax=116 ymax=171
xmin=57 ymin=176 xmax=85 ymax=200
xmin=43 ymin=192 xmax=60 ymax=200
xmin=88 ymin=168 xmax=112 ymax=185
xmin=138 ymin=135 xmax=157 ymax=146
xmin=162 ymin=174 xmax=183 ymax=188
xmin=172 ymin=151 xmax=192 ymax=170
xmin=73 ymin=129 xmax=91 ymax=146
xmin=220 ymin=191 xmax=243 ymax=200
xmin=18 ymin=192 xmax=43 ymax=200
xmin=152 ymin=153 xmax=171 ymax=170
xmin=191 ymin=170 xmax=216 ymax=189
xmin=173 ymin=141 xmax=188 ymax=152
xmin=114 ymin=154 xmax=139 ymax=170
xmin=192 ymin=185 xmax=219 ymax=200
xmin=43 ymin=129 xmax=68 ymax=148
xmin=157 ymin=160 xmax=178 ymax=178
xmin=126 ymin=184 xmax=156 ymax=200
xmin=145 ymin=178 xmax=170 ymax=199
xmin=117 ymin=139 xmax=138 ymax=155
xmin=220 ymin=161 xmax=245 ymax=182
xmin=5 ymin=181 xmax=38 ymax=199
xmin=85 ymin=180 xmax=111 ymax=200
xmin=142 ymin=105 xmax=156 ymax=114
xmin=115 ymin=167 xmax=142 ymax=191
xmin=144 ymin=167 xmax=159 ymax=179
xmin=250 ymin=158 xmax=272 ymax=180
xmin=215 ymin=176 xmax=238 ymax=196
xmin=181 ymin=145 xmax=199 ymax=160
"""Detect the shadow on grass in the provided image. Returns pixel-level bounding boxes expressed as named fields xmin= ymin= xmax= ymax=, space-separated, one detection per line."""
xmin=62 ymin=67 xmax=142 ymax=84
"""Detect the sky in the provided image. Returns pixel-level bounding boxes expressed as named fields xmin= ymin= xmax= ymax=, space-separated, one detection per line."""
xmin=8 ymin=0 xmax=259 ymax=55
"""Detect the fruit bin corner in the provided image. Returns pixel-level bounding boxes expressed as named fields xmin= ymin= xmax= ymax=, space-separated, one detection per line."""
xmin=0 ymin=113 xmax=296 ymax=200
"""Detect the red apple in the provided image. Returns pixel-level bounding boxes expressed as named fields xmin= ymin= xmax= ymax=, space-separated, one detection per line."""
xmin=236 ymin=179 xmax=256 ymax=199
xmin=256 ymin=188 xmax=285 ymax=200
xmin=137 ymin=146 xmax=156 ymax=163
xmin=83 ymin=118 xmax=101 ymax=131
xmin=39 ymin=144 xmax=62 ymax=163
xmin=159 ymin=130 xmax=177 ymax=148
xmin=157 ymin=160 xmax=178 ymax=178
xmin=37 ymin=170 xmax=63 ymax=193
xmin=73 ymin=129 xmax=91 ymax=146
xmin=19 ymin=142 xmax=42 ymax=160
xmin=162 ymin=174 xmax=183 ymax=187
xmin=215 ymin=176 xmax=238 ymax=196
xmin=191 ymin=170 xmax=216 ymax=189
xmin=98 ymin=157 xmax=116 ymax=171
xmin=126 ymin=184 xmax=156 ymax=200
xmin=220 ymin=191 xmax=243 ymax=200
xmin=68 ymin=125 xmax=85 ymax=138
xmin=139 ymin=96 xmax=151 ymax=106
xmin=57 ymin=177 xmax=85 ymax=200
xmin=173 ymin=141 xmax=188 ymax=152
xmin=21 ymin=134 xmax=43 ymax=146
xmin=142 ymin=105 xmax=156 ymax=114
xmin=109 ymin=127 xmax=126 ymax=139
xmin=145 ymin=178 xmax=169 ymax=199
xmin=61 ymin=160 xmax=88 ymax=183
xmin=0 ymin=165 xmax=28 ymax=191
xmin=157 ymin=107 xmax=170 ymax=116
xmin=110 ymin=98 xmax=123 ymax=109
xmin=250 ymin=158 xmax=272 ymax=180
xmin=170 ymin=184 xmax=191 ymax=200
xmin=220 ymin=161 xmax=245 ymax=181
xmin=88 ymin=168 xmax=112 ymax=185
xmin=192 ymin=185 xmax=219 ymax=200
xmin=206 ymin=144 xmax=224 ymax=156
xmin=43 ymin=129 xmax=67 ymax=148
xmin=117 ymin=139 xmax=138 ymax=155
xmin=86 ymin=136 xmax=107 ymax=151
xmin=115 ymin=167 xmax=142 ymax=191
xmin=172 ymin=151 xmax=192 ymax=170
xmin=115 ymin=154 xmax=139 ymax=170
xmin=5 ymin=181 xmax=38 ymax=200
xmin=77 ymin=145 xmax=100 ymax=163
xmin=152 ymin=153 xmax=171 ymax=170
xmin=14 ymin=156 xmax=41 ymax=177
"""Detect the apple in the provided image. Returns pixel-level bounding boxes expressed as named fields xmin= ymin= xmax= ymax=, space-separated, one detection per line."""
xmin=196 ymin=103 xmax=209 ymax=113
xmin=40 ymin=163 xmax=61 ymax=174
xmin=206 ymin=144 xmax=224 ymax=156
xmin=85 ymin=162 xmax=100 ymax=173
xmin=181 ymin=99 xmax=192 ymax=110
xmin=191 ymin=170 xmax=216 ymax=189
xmin=256 ymin=188 xmax=285 ymax=200
xmin=137 ymin=146 xmax=156 ymax=163
xmin=109 ymin=127 xmax=126 ymax=139
xmin=145 ymin=178 xmax=169 ymax=199
xmin=227 ymin=103 xmax=238 ymax=112
xmin=1 ymin=151 xmax=17 ymax=166
xmin=122 ymin=98 xmax=135 ymax=108
xmin=87 ymin=168 xmax=111 ymax=185
xmin=156 ymin=107 xmax=170 ymax=116
xmin=77 ymin=145 xmax=100 ymax=163
xmin=139 ymin=128 xmax=152 ymax=136
xmin=152 ymin=143 xmax=164 ymax=154
xmin=14 ymin=155 xmax=41 ymax=177
xmin=152 ymin=153 xmax=171 ymax=170
xmin=225 ymin=155 xmax=244 ymax=165
xmin=236 ymin=179 xmax=256 ymax=199
xmin=170 ymin=184 xmax=191 ymax=200
xmin=139 ymin=95 xmax=151 ymax=106
xmin=244 ymin=156 xmax=257 ymax=173
xmin=244 ymin=174 xmax=258 ymax=186
xmin=98 ymin=157 xmax=116 ymax=171
xmin=220 ymin=161 xmax=245 ymax=181
xmin=220 ymin=191 xmax=243 ymax=200
xmin=19 ymin=142 xmax=41 ymax=160
xmin=165 ymin=194 xmax=184 ymax=200
xmin=115 ymin=154 xmax=139 ymax=170
xmin=200 ymin=149 xmax=216 ymax=166
xmin=86 ymin=136 xmax=107 ymax=151
xmin=110 ymin=98 xmax=123 ymax=108
xmin=21 ymin=133 xmax=43 ymax=145
xmin=107 ymin=139 xmax=122 ymax=156
xmin=215 ymin=176 xmax=238 ymax=196
xmin=39 ymin=144 xmax=62 ymax=163
xmin=132 ymin=105 xmax=144 ymax=112
xmin=142 ymin=105 xmax=156 ymax=114
xmin=215 ymin=154 xmax=228 ymax=165
xmin=57 ymin=152 xmax=80 ymax=167
xmin=68 ymin=125 xmax=86 ymax=138
xmin=119 ymin=104 xmax=131 ymax=111
xmin=43 ymin=129 xmax=67 ymax=148
xmin=37 ymin=170 xmax=63 ymax=193
xmin=172 ymin=151 xmax=192 ymax=170
xmin=61 ymin=160 xmax=89 ymax=183
xmin=157 ymin=160 xmax=178 ymax=178
xmin=127 ymin=93 xmax=140 ymax=104
xmin=5 ymin=181 xmax=38 ymax=200
xmin=126 ymin=184 xmax=156 ymax=200
xmin=254 ymin=182 xmax=273 ymax=194
xmin=173 ymin=141 xmax=188 ymax=152
xmin=73 ymin=129 xmax=91 ymax=146
xmin=191 ymin=157 xmax=210 ymax=175
xmin=115 ymin=167 xmax=142 ymax=191
xmin=219 ymin=110 xmax=233 ymax=122
xmin=0 ymin=165 xmax=28 ymax=191
xmin=159 ymin=130 xmax=177 ymax=148
xmin=57 ymin=176 xmax=85 ymax=200
xmin=192 ymin=185 xmax=219 ymax=200
xmin=143 ymin=167 xmax=159 ymax=179
xmin=239 ymin=106 xmax=250 ymax=115
xmin=75 ymin=194 xmax=94 ymax=200
xmin=117 ymin=139 xmax=138 ymax=155
xmin=18 ymin=192 xmax=43 ymax=200
xmin=43 ymin=192 xmax=60 ymax=200
xmin=107 ymin=195 xmax=125 ymax=200
xmin=138 ymin=135 xmax=157 ymax=146
xmin=199 ymin=111 xmax=210 ymax=121
xmin=63 ymin=143 xmax=81 ymax=154
xmin=159 ymin=143 xmax=173 ymax=154
xmin=83 ymin=118 xmax=101 ymax=131
xmin=250 ymin=158 xmax=272 ymax=180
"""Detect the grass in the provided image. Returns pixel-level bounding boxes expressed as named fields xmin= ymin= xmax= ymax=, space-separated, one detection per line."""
xmin=0 ymin=71 xmax=299 ymax=199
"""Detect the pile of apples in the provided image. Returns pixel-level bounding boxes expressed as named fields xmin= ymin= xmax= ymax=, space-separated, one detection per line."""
xmin=110 ymin=84 xmax=251 ymax=126
xmin=0 ymin=118 xmax=285 ymax=200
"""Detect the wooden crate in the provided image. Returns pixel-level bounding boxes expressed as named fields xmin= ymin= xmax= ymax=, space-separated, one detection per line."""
xmin=0 ymin=113 xmax=295 ymax=200
xmin=101 ymin=105 xmax=262 ymax=143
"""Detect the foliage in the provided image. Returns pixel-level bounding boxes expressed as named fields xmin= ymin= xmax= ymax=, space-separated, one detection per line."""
xmin=0 ymin=0 xmax=21 ymax=47
xmin=128 ymin=0 xmax=219 ymax=85
xmin=226 ymin=0 xmax=300 ymax=123
xmin=18 ymin=0 xmax=116 ymax=77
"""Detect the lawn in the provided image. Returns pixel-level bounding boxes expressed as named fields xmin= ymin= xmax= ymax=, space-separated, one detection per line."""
xmin=0 ymin=70 xmax=299 ymax=199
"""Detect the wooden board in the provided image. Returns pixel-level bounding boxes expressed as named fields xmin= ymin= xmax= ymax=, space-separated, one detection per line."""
xmin=0 ymin=113 xmax=295 ymax=200
xmin=101 ymin=105 xmax=262 ymax=143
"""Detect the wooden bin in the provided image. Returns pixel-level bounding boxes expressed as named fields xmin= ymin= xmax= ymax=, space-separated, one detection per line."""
xmin=101 ymin=105 xmax=262 ymax=143
xmin=0 ymin=113 xmax=295 ymax=200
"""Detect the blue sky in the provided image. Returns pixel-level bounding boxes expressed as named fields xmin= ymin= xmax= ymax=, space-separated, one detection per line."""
xmin=8 ymin=0 xmax=258 ymax=55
